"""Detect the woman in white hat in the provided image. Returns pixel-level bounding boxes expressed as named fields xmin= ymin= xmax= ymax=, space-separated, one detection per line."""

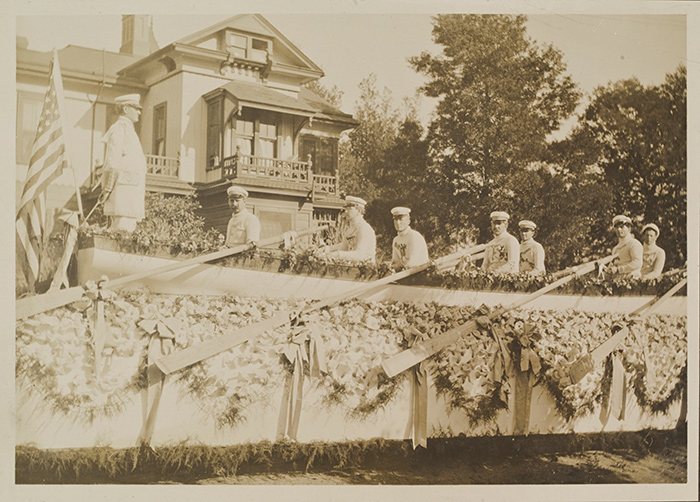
xmin=99 ymin=94 xmax=146 ymax=231
xmin=607 ymin=215 xmax=643 ymax=278
xmin=640 ymin=223 xmax=665 ymax=279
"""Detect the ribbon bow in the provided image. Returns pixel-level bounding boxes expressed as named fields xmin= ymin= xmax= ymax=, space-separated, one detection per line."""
xmin=137 ymin=313 xmax=182 ymax=446
xmin=515 ymin=323 xmax=542 ymax=374
xmin=277 ymin=323 xmax=327 ymax=441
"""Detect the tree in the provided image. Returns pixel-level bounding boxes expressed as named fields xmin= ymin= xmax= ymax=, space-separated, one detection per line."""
xmin=410 ymin=15 xmax=581 ymax=243
xmin=304 ymin=79 xmax=344 ymax=108
xmin=571 ymin=66 xmax=687 ymax=267
xmin=338 ymin=74 xmax=400 ymax=202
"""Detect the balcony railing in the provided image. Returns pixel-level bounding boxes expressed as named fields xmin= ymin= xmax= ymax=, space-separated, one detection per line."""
xmin=146 ymin=154 xmax=179 ymax=177
xmin=222 ymin=153 xmax=311 ymax=185
xmin=312 ymin=174 xmax=338 ymax=196
xmin=220 ymin=151 xmax=339 ymax=200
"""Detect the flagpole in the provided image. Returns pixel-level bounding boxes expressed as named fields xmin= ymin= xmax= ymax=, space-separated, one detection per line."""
xmin=51 ymin=48 xmax=84 ymax=219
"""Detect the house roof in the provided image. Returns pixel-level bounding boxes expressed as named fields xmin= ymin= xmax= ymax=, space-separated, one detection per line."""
xmin=216 ymin=80 xmax=318 ymax=116
xmin=176 ymin=14 xmax=324 ymax=76
xmin=298 ymin=87 xmax=358 ymax=126
xmin=17 ymin=45 xmax=140 ymax=84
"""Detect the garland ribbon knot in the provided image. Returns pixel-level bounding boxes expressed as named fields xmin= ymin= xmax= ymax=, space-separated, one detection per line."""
xmin=277 ymin=323 xmax=327 ymax=441
xmin=599 ymin=352 xmax=627 ymax=428
xmin=137 ymin=314 xmax=181 ymax=446
xmin=83 ymin=278 xmax=114 ymax=378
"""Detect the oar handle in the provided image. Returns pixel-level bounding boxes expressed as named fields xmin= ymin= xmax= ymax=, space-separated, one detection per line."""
xmin=104 ymin=225 xmax=327 ymax=289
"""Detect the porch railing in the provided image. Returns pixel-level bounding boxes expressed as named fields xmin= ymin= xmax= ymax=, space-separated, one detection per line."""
xmin=312 ymin=174 xmax=338 ymax=196
xmin=222 ymin=153 xmax=311 ymax=185
xmin=146 ymin=154 xmax=179 ymax=177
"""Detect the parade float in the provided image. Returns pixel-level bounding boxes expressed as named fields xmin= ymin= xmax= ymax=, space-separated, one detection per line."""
xmin=15 ymin=206 xmax=688 ymax=455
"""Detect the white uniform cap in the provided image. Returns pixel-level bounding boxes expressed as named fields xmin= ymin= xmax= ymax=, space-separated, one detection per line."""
xmin=612 ymin=214 xmax=632 ymax=226
xmin=518 ymin=220 xmax=537 ymax=230
xmin=227 ymin=185 xmax=249 ymax=198
xmin=391 ymin=206 xmax=411 ymax=217
xmin=344 ymin=196 xmax=367 ymax=207
xmin=641 ymin=223 xmax=660 ymax=235
xmin=490 ymin=211 xmax=510 ymax=221
xmin=115 ymin=94 xmax=142 ymax=108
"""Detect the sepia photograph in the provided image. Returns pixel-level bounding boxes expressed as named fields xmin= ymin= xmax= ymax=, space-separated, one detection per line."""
xmin=4 ymin=1 xmax=698 ymax=501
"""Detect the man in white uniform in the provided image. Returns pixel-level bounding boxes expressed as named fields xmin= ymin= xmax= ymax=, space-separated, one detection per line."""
xmin=482 ymin=211 xmax=520 ymax=274
xmin=99 ymin=94 xmax=147 ymax=231
xmin=640 ymin=223 xmax=666 ymax=279
xmin=390 ymin=207 xmax=429 ymax=270
xmin=606 ymin=214 xmax=643 ymax=278
xmin=326 ymin=196 xmax=376 ymax=264
xmin=225 ymin=186 xmax=261 ymax=246
xmin=518 ymin=220 xmax=545 ymax=275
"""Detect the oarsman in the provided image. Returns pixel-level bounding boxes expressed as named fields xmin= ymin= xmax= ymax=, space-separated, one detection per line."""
xmin=606 ymin=214 xmax=643 ymax=278
xmin=640 ymin=223 xmax=666 ymax=279
xmin=99 ymin=94 xmax=147 ymax=231
xmin=390 ymin=207 xmax=429 ymax=270
xmin=518 ymin=220 xmax=545 ymax=275
xmin=326 ymin=196 xmax=376 ymax=264
xmin=225 ymin=186 xmax=261 ymax=247
xmin=482 ymin=211 xmax=520 ymax=274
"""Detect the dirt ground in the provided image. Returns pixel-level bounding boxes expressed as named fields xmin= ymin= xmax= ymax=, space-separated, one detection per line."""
xmin=125 ymin=444 xmax=686 ymax=485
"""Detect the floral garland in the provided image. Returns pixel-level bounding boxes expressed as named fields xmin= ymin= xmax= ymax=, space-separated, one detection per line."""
xmin=16 ymin=289 xmax=687 ymax=429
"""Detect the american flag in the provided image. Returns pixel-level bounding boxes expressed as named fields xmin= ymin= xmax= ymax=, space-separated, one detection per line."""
xmin=16 ymin=49 xmax=70 ymax=291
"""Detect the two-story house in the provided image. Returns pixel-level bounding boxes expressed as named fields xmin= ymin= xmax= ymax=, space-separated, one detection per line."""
xmin=16 ymin=14 xmax=356 ymax=239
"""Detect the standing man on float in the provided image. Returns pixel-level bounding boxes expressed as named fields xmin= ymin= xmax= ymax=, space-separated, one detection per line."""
xmin=390 ymin=206 xmax=429 ymax=270
xmin=225 ymin=185 xmax=261 ymax=246
xmin=606 ymin=214 xmax=643 ymax=278
xmin=326 ymin=196 xmax=376 ymax=264
xmin=518 ymin=219 xmax=546 ymax=275
xmin=99 ymin=94 xmax=147 ymax=231
xmin=482 ymin=211 xmax=520 ymax=274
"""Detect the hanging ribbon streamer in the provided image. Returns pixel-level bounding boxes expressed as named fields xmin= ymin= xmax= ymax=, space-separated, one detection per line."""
xmin=512 ymin=323 xmax=542 ymax=436
xmin=599 ymin=352 xmax=627 ymax=429
xmin=276 ymin=324 xmax=327 ymax=441
xmin=83 ymin=278 xmax=113 ymax=378
xmin=137 ymin=314 xmax=180 ymax=446
xmin=404 ymin=326 xmax=428 ymax=449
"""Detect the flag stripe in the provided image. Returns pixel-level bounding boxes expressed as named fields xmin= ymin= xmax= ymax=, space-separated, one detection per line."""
xmin=16 ymin=50 xmax=69 ymax=293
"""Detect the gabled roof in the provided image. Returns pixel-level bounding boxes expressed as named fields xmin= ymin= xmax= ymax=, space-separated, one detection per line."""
xmin=176 ymin=14 xmax=324 ymax=76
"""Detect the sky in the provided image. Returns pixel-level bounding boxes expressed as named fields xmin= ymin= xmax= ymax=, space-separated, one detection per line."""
xmin=15 ymin=12 xmax=689 ymax=134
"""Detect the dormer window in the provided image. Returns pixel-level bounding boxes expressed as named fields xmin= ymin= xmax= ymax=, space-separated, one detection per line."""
xmin=225 ymin=31 xmax=271 ymax=63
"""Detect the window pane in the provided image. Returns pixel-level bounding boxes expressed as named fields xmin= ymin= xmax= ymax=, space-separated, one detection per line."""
xmin=16 ymin=92 xmax=44 ymax=164
xmin=252 ymin=39 xmax=268 ymax=51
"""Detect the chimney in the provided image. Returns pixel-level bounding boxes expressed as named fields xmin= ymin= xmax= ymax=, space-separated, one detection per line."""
xmin=120 ymin=15 xmax=159 ymax=57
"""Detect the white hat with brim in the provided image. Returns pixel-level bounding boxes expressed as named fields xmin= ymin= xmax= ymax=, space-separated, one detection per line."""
xmin=612 ymin=215 xmax=632 ymax=226
xmin=227 ymin=186 xmax=249 ymax=198
xmin=518 ymin=220 xmax=536 ymax=230
xmin=641 ymin=223 xmax=660 ymax=235
xmin=345 ymin=196 xmax=367 ymax=207
xmin=115 ymin=94 xmax=142 ymax=108
xmin=490 ymin=211 xmax=509 ymax=221
xmin=391 ymin=206 xmax=411 ymax=217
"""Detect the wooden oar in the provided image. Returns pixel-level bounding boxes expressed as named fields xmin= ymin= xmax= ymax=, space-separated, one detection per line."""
xmin=381 ymin=255 xmax=617 ymax=378
xmin=155 ymin=243 xmax=488 ymax=375
xmin=568 ymin=276 xmax=688 ymax=384
xmin=15 ymin=225 xmax=327 ymax=320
